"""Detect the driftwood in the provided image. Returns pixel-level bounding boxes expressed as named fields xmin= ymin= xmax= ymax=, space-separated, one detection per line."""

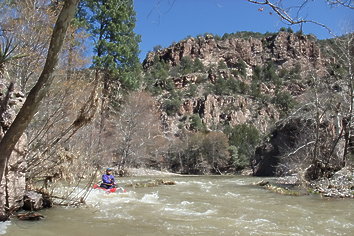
xmin=17 ymin=212 xmax=44 ymax=221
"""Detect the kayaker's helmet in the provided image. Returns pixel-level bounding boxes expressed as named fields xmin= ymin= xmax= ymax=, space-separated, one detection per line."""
xmin=106 ymin=168 xmax=113 ymax=172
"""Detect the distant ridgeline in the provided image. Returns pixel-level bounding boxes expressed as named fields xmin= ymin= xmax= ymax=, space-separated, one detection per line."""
xmin=142 ymin=30 xmax=353 ymax=177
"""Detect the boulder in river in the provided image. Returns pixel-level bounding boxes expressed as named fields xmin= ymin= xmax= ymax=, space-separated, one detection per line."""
xmin=23 ymin=191 xmax=43 ymax=211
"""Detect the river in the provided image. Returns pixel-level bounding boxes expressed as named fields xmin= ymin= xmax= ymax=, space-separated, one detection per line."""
xmin=1 ymin=176 xmax=353 ymax=235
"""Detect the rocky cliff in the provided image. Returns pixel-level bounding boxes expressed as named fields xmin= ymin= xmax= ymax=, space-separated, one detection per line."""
xmin=142 ymin=31 xmax=351 ymax=177
xmin=143 ymin=31 xmax=327 ymax=135
xmin=144 ymin=32 xmax=325 ymax=74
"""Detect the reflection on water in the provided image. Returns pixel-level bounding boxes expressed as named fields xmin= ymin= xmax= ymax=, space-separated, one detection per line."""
xmin=2 ymin=176 xmax=354 ymax=236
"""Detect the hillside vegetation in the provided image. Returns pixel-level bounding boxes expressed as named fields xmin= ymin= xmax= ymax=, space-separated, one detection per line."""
xmin=142 ymin=31 xmax=353 ymax=179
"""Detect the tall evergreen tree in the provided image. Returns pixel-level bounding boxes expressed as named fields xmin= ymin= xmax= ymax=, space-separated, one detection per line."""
xmin=79 ymin=0 xmax=141 ymax=109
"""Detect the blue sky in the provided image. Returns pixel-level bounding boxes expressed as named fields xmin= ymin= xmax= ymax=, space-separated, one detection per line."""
xmin=134 ymin=0 xmax=353 ymax=61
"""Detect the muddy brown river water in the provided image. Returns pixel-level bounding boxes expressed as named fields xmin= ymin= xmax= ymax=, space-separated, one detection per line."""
xmin=1 ymin=176 xmax=353 ymax=235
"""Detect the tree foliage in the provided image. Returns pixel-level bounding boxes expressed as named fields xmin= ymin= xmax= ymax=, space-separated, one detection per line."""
xmin=79 ymin=0 xmax=141 ymax=106
xmin=167 ymin=131 xmax=230 ymax=174
xmin=226 ymin=124 xmax=261 ymax=170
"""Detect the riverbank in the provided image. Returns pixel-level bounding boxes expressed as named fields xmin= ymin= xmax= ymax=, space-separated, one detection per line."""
xmin=259 ymin=166 xmax=354 ymax=198
xmin=309 ymin=166 xmax=354 ymax=198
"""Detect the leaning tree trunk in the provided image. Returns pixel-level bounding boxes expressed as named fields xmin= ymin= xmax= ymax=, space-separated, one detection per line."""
xmin=0 ymin=0 xmax=80 ymax=184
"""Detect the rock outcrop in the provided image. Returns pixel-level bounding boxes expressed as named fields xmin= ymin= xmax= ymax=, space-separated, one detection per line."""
xmin=162 ymin=94 xmax=280 ymax=134
xmin=143 ymin=32 xmax=327 ymax=136
xmin=144 ymin=32 xmax=325 ymax=75
xmin=143 ymin=31 xmax=350 ymax=180
xmin=0 ymin=80 xmax=27 ymax=220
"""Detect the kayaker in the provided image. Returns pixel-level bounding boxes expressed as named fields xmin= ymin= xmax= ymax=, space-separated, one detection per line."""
xmin=100 ymin=168 xmax=116 ymax=189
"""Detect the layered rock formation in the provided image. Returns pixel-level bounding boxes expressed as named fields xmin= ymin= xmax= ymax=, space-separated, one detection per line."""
xmin=144 ymin=32 xmax=325 ymax=75
xmin=144 ymin=32 xmax=326 ymax=135
xmin=162 ymin=94 xmax=280 ymax=134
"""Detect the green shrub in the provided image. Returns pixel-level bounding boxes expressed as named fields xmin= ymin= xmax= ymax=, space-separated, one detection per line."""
xmin=193 ymin=58 xmax=205 ymax=72
xmin=263 ymin=61 xmax=279 ymax=82
xmin=180 ymin=56 xmax=194 ymax=75
xmin=185 ymin=84 xmax=198 ymax=98
xmin=214 ymin=78 xmax=231 ymax=95
xmin=222 ymin=31 xmax=273 ymax=40
xmin=210 ymin=76 xmax=247 ymax=96
xmin=196 ymin=75 xmax=208 ymax=84
xmin=226 ymin=124 xmax=261 ymax=170
xmin=229 ymin=146 xmax=249 ymax=170
xmin=218 ymin=60 xmax=228 ymax=70
xmin=144 ymin=58 xmax=171 ymax=95
xmin=235 ymin=59 xmax=247 ymax=77
xmin=239 ymin=81 xmax=249 ymax=94
xmin=163 ymin=99 xmax=180 ymax=116
xmin=278 ymin=64 xmax=301 ymax=81
xmin=163 ymin=91 xmax=183 ymax=116
xmin=190 ymin=114 xmax=205 ymax=131
xmin=252 ymin=65 xmax=262 ymax=81
xmin=272 ymin=91 xmax=296 ymax=114
xmin=250 ymin=79 xmax=261 ymax=98
xmin=170 ymin=57 xmax=206 ymax=76
xmin=222 ymin=33 xmax=230 ymax=40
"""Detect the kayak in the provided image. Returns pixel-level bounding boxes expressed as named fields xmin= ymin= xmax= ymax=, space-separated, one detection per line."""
xmin=93 ymin=184 xmax=126 ymax=193
xmin=93 ymin=184 xmax=117 ymax=193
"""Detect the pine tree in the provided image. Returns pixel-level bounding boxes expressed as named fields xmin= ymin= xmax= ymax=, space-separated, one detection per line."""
xmin=79 ymin=0 xmax=141 ymax=109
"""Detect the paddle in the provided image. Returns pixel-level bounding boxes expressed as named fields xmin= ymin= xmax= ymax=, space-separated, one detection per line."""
xmin=117 ymin=187 xmax=127 ymax=193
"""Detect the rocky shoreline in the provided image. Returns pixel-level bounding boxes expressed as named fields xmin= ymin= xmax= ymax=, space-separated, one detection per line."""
xmin=309 ymin=167 xmax=354 ymax=198
xmin=257 ymin=167 xmax=354 ymax=198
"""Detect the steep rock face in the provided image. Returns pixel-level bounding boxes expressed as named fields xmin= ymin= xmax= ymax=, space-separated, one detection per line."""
xmin=144 ymin=32 xmax=327 ymax=136
xmin=0 ymin=81 xmax=27 ymax=220
xmin=144 ymin=32 xmax=324 ymax=74
xmin=173 ymin=94 xmax=279 ymax=133
xmin=143 ymin=32 xmax=346 ymax=177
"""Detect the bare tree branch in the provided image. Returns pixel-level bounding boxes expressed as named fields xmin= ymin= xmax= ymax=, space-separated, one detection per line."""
xmin=0 ymin=0 xmax=80 ymax=183
xmin=246 ymin=0 xmax=354 ymax=36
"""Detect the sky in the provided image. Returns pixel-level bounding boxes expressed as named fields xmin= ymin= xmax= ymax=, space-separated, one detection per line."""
xmin=134 ymin=0 xmax=353 ymax=61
